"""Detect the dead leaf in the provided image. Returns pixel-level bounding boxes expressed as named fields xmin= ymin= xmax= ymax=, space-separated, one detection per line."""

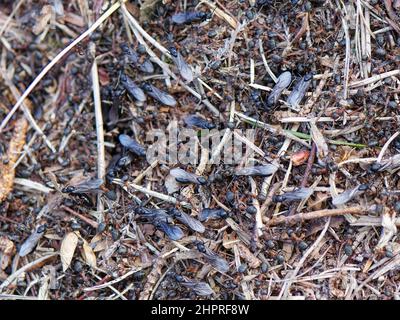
xmin=139 ymin=0 xmax=158 ymax=23
xmin=376 ymin=209 xmax=397 ymax=250
xmin=98 ymin=68 xmax=110 ymax=86
xmin=222 ymin=232 xmax=240 ymax=249
xmin=329 ymin=275 xmax=346 ymax=298
xmin=38 ymin=276 xmax=50 ymax=300
xmin=291 ymin=149 xmax=310 ymax=166
xmin=60 ymin=232 xmax=79 ymax=271
xmin=0 ymin=236 xmax=15 ymax=256
xmin=82 ymin=239 xmax=97 ymax=268
xmin=310 ymin=122 xmax=329 ymax=163
xmin=236 ymin=243 xmax=261 ymax=268
xmin=33 ymin=5 xmax=54 ymax=35
xmin=0 ymin=236 xmax=15 ymax=270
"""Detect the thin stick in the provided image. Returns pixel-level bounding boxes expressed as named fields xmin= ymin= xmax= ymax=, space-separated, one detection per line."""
xmin=61 ymin=205 xmax=99 ymax=229
xmin=234 ymin=111 xmax=309 ymax=147
xmin=0 ymin=0 xmax=125 ymax=132
xmin=341 ymin=14 xmax=351 ymax=99
xmin=259 ymin=39 xmax=277 ymax=83
xmin=287 ymin=143 xmax=316 ymax=216
xmin=279 ymin=217 xmax=331 ymax=299
xmin=267 ymin=206 xmax=365 ymax=226
xmin=0 ymin=0 xmax=24 ymax=37
xmin=0 ymin=253 xmax=57 ymax=292
xmin=84 ymin=267 xmax=145 ymax=291
xmin=349 ymin=69 xmax=400 ymax=88
xmin=1 ymin=69 xmax=55 ymax=152
xmin=133 ymin=160 xmax=159 ymax=184
xmin=377 ymin=131 xmax=400 ymax=163
xmin=90 ymin=42 xmax=105 ymax=220
xmin=114 ymin=180 xmax=191 ymax=209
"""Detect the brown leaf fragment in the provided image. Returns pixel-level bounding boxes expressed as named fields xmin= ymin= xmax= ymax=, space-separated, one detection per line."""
xmin=33 ymin=5 xmax=54 ymax=35
xmin=0 ymin=236 xmax=16 ymax=270
xmin=60 ymin=232 xmax=79 ymax=271
xmin=82 ymin=239 xmax=97 ymax=268
xmin=63 ymin=12 xmax=85 ymax=27
xmin=310 ymin=122 xmax=329 ymax=164
xmin=236 ymin=243 xmax=261 ymax=269
xmin=291 ymin=149 xmax=310 ymax=166
xmin=0 ymin=117 xmax=28 ymax=203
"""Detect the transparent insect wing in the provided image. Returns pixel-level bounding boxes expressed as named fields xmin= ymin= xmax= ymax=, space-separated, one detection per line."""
xmin=173 ymin=210 xmax=205 ymax=233
xmin=156 ymin=221 xmax=184 ymax=240
xmin=146 ymin=84 xmax=177 ymax=107
xmin=287 ymin=74 xmax=312 ymax=110
xmin=170 ymin=168 xmax=205 ymax=185
xmin=118 ymin=134 xmax=146 ymax=157
xmin=184 ymin=115 xmax=214 ymax=129
xmin=235 ymin=165 xmax=276 ymax=177
xmin=267 ymin=71 xmax=292 ymax=106
xmin=282 ymin=187 xmax=313 ymax=202
xmin=198 ymin=208 xmax=227 ymax=222
xmin=139 ymin=59 xmax=155 ymax=74
xmin=71 ymin=178 xmax=103 ymax=193
xmin=171 ymin=12 xmax=188 ymax=24
xmin=19 ymin=225 xmax=46 ymax=257
xmin=120 ymin=44 xmax=139 ymax=65
xmin=181 ymin=281 xmax=215 ymax=296
xmin=121 ymin=76 xmax=146 ymax=102
xmin=170 ymin=49 xmax=193 ymax=82
xmin=135 ymin=207 xmax=169 ymax=220
xmin=332 ymin=185 xmax=364 ymax=206
xmin=201 ymin=246 xmax=229 ymax=273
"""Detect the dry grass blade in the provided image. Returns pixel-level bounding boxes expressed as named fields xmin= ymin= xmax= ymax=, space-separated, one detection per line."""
xmin=90 ymin=42 xmax=105 ymax=220
xmin=60 ymin=232 xmax=79 ymax=272
xmin=0 ymin=253 xmax=57 ymax=292
xmin=0 ymin=0 xmax=125 ymax=132
xmin=267 ymin=207 xmax=365 ymax=226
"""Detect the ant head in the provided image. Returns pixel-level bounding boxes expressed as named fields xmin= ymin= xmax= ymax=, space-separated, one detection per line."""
xmin=62 ymin=186 xmax=75 ymax=193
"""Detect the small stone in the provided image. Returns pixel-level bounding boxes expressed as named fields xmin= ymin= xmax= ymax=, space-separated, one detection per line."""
xmin=388 ymin=101 xmax=397 ymax=109
xmin=394 ymin=202 xmax=400 ymax=214
xmin=276 ymin=255 xmax=285 ymax=264
xmin=370 ymin=162 xmax=382 ymax=172
xmin=304 ymin=1 xmax=312 ymax=11
xmin=97 ymin=222 xmax=106 ymax=233
xmin=74 ymin=260 xmax=83 ymax=273
xmin=71 ymin=222 xmax=81 ymax=231
xmin=261 ymin=262 xmax=269 ymax=273
xmin=238 ymin=264 xmax=247 ymax=273
xmin=267 ymin=39 xmax=276 ymax=49
xmin=271 ymin=54 xmax=282 ymax=64
xmin=246 ymin=206 xmax=257 ymax=215
xmin=118 ymin=246 xmax=127 ymax=254
xmin=344 ymin=244 xmax=353 ymax=256
xmin=208 ymin=30 xmax=217 ymax=38
xmin=385 ymin=249 xmax=394 ymax=259
xmin=246 ymin=10 xmax=255 ymax=20
xmin=105 ymin=190 xmax=117 ymax=201
xmin=137 ymin=44 xmax=146 ymax=54
xmin=111 ymin=229 xmax=119 ymax=241
xmin=266 ymin=240 xmax=275 ymax=249
xmin=298 ymin=241 xmax=308 ymax=251
xmin=225 ymin=190 xmax=234 ymax=200
xmin=375 ymin=48 xmax=386 ymax=56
